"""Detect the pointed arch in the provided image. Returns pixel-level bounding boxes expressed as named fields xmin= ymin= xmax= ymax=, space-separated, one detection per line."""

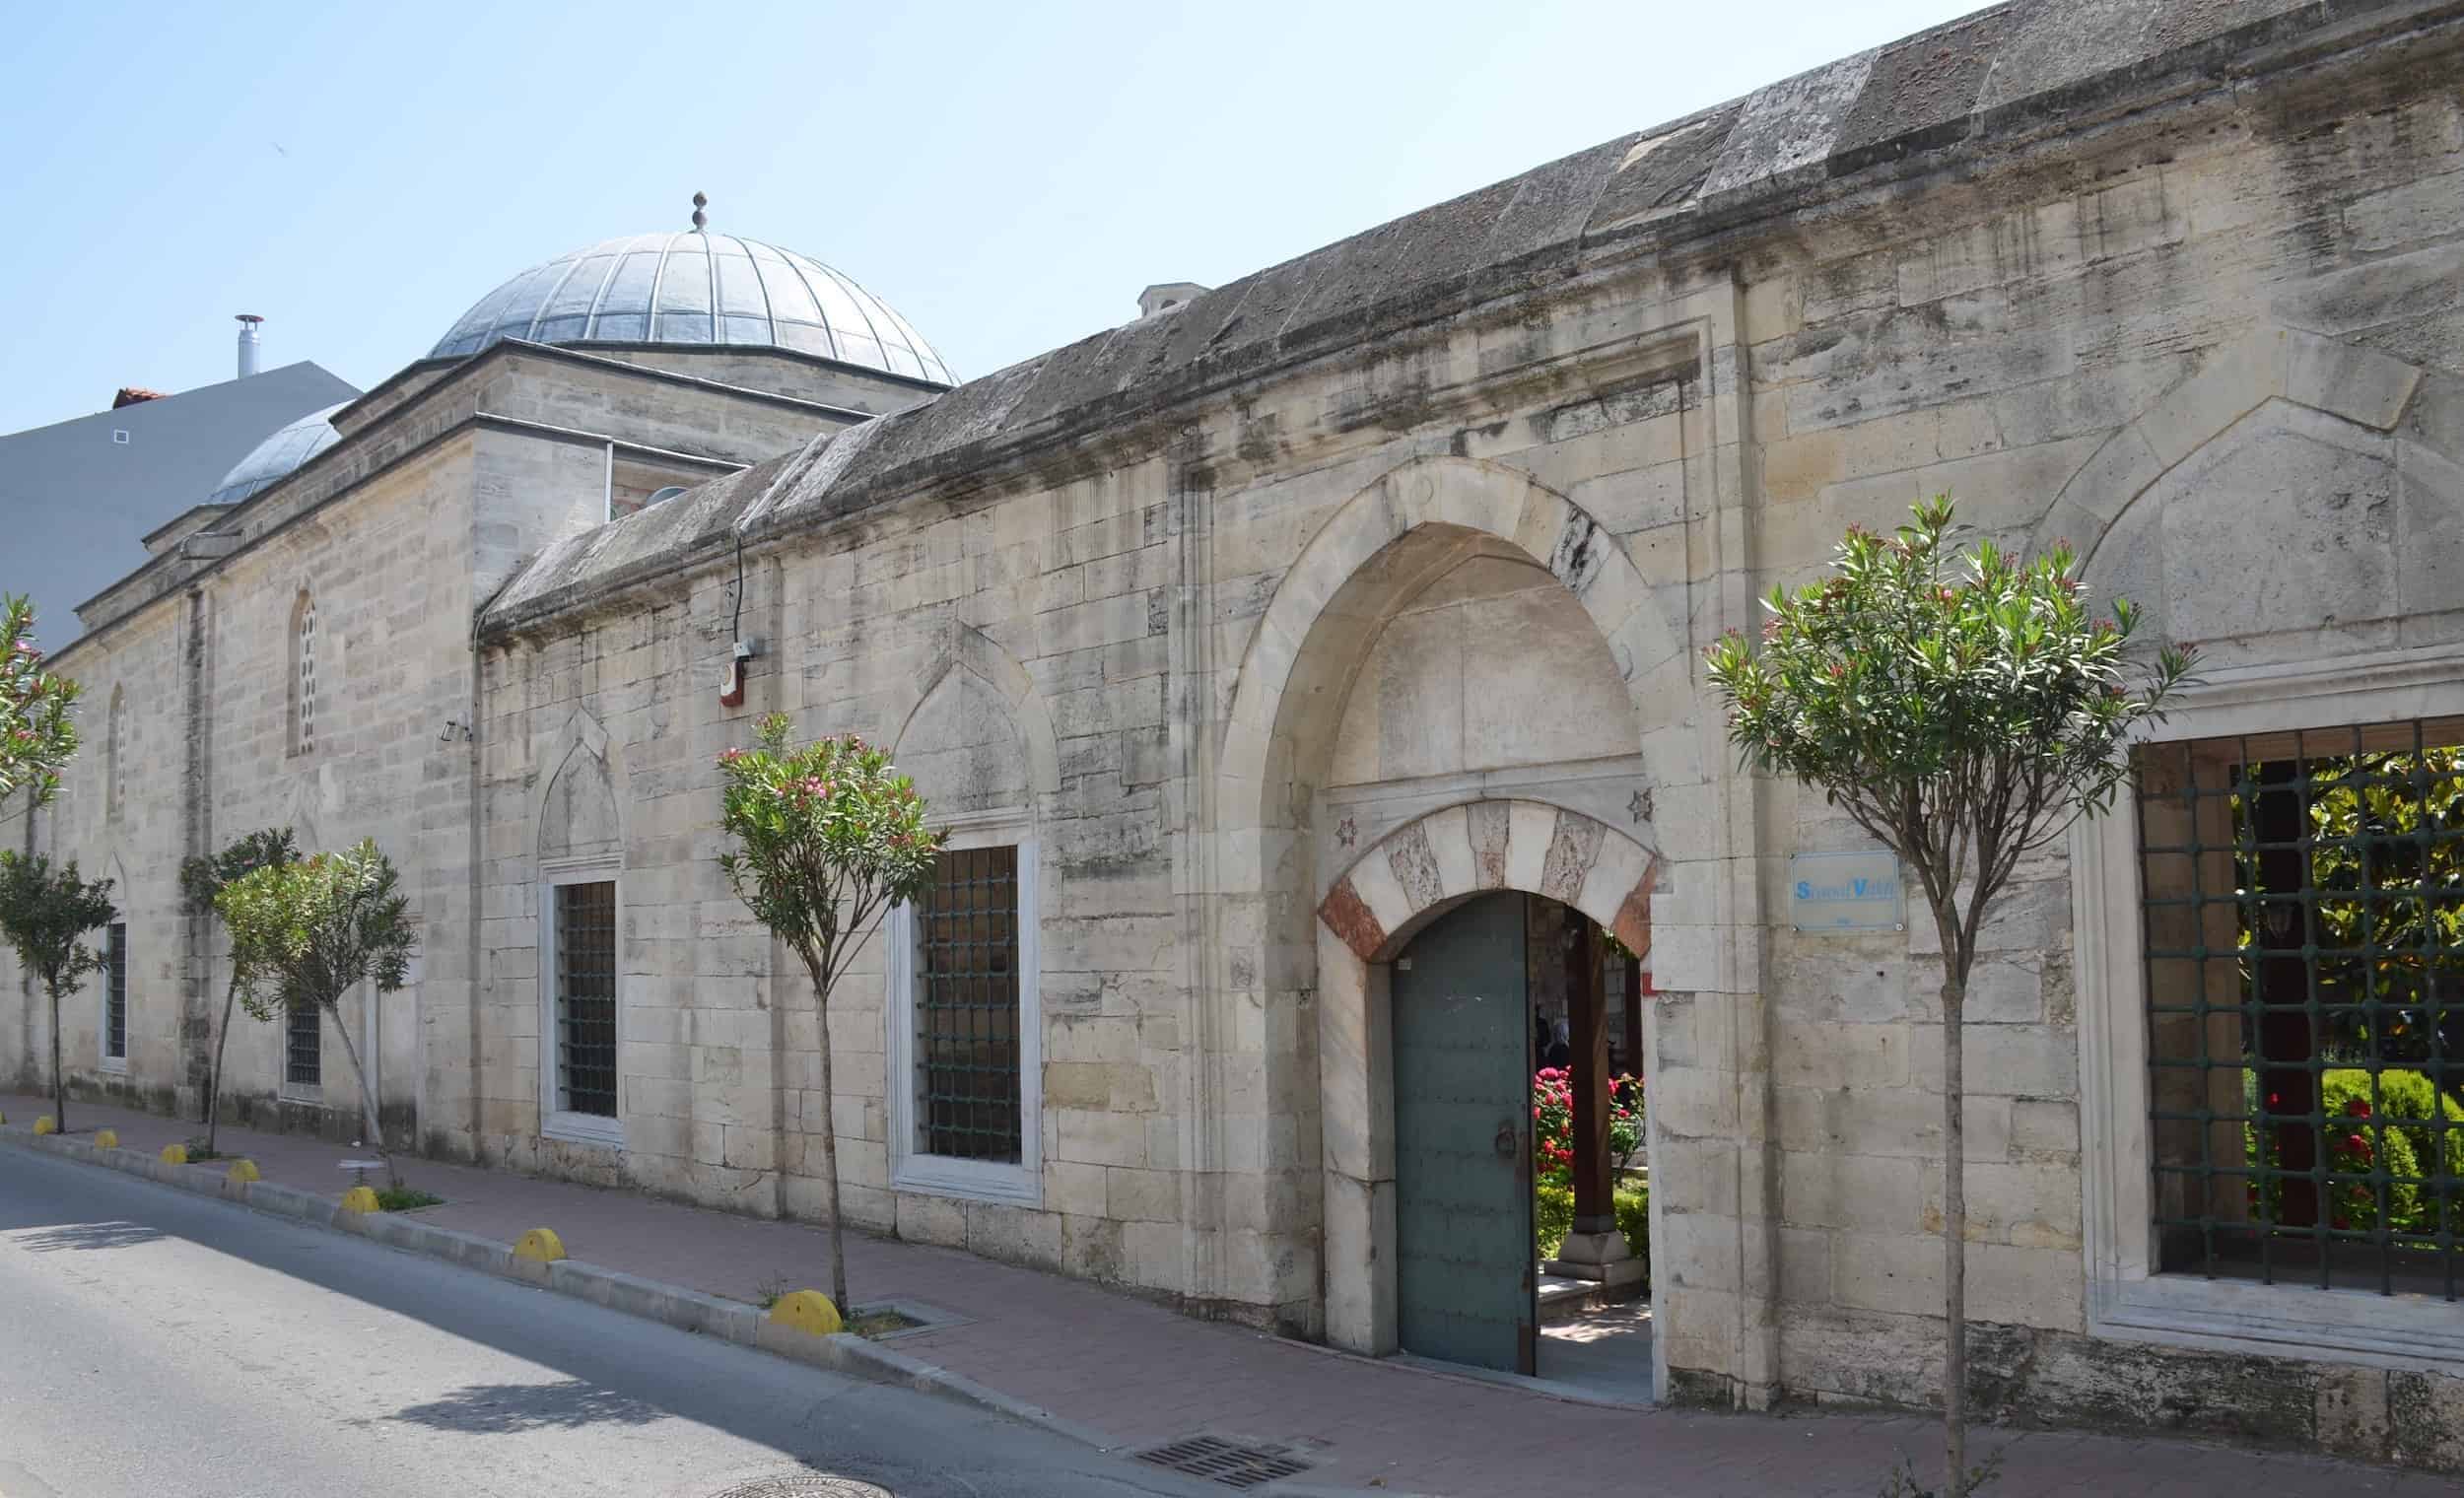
xmin=530 ymin=706 xmax=623 ymax=863
xmin=1220 ymin=454 xmax=1688 ymax=820
xmin=881 ymin=621 xmax=1061 ymax=802
xmin=281 ymin=774 xmax=326 ymax=855
xmin=2031 ymin=328 xmax=2428 ymax=574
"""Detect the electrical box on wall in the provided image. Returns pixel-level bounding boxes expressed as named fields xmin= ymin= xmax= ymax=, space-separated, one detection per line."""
xmin=719 ymin=638 xmax=760 ymax=709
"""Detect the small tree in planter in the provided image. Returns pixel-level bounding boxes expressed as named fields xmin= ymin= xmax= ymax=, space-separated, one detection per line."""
xmin=180 ymin=827 xmax=301 ymax=1155
xmin=1706 ymin=497 xmax=2191 ymax=1496
xmin=2 ymin=592 xmax=81 ymax=810
xmin=217 ymin=840 xmax=418 ymax=1186
xmin=718 ymin=713 xmax=939 ymax=1311
xmin=0 ymin=853 xmax=116 ymax=1132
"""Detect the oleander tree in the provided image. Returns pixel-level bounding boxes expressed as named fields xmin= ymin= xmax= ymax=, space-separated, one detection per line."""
xmin=718 ymin=713 xmax=940 ymax=1312
xmin=2 ymin=593 xmax=80 ymax=810
xmin=218 ymin=840 xmax=418 ymax=1186
xmin=1706 ymin=496 xmax=2193 ymax=1496
xmin=180 ymin=827 xmax=302 ymax=1154
xmin=0 ymin=853 xmax=116 ymax=1133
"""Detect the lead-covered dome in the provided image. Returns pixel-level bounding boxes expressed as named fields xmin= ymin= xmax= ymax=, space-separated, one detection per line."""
xmin=207 ymin=401 xmax=348 ymax=507
xmin=428 ymin=224 xmax=954 ymax=384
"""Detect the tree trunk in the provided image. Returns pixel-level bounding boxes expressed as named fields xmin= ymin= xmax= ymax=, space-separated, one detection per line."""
xmin=807 ymin=953 xmax=850 ymax=1312
xmin=203 ymin=974 xmax=240 ymax=1154
xmin=47 ymin=982 xmax=66 ymax=1133
xmin=1942 ymin=970 xmax=1968 ymax=1494
xmin=326 ymin=1000 xmax=394 ymax=1189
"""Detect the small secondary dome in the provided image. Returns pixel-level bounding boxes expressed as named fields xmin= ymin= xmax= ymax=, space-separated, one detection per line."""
xmin=207 ymin=401 xmax=349 ymax=507
xmin=429 ymin=195 xmax=954 ymax=384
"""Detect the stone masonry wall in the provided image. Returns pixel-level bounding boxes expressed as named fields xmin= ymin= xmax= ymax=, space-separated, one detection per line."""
xmin=13 ymin=1 xmax=2464 ymax=1473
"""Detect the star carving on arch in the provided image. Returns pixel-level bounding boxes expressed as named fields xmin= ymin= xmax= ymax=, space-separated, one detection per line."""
xmin=1336 ymin=815 xmax=1358 ymax=850
xmin=1629 ymin=787 xmax=1652 ymax=824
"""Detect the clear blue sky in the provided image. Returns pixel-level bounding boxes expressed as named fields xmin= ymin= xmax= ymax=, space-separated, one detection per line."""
xmin=3 ymin=0 xmax=1983 ymax=435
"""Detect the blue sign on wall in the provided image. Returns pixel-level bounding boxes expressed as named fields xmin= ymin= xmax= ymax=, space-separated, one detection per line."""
xmin=1788 ymin=850 xmax=1905 ymax=932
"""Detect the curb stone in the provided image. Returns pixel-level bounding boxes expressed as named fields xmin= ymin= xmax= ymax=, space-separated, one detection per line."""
xmin=0 ymin=1124 xmax=1139 ymax=1463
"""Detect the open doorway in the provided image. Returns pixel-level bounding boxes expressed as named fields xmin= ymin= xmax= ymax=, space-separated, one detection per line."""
xmin=1391 ymin=890 xmax=1650 ymax=1399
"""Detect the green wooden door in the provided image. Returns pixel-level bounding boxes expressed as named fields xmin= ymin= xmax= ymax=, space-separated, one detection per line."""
xmin=1393 ymin=891 xmax=1535 ymax=1374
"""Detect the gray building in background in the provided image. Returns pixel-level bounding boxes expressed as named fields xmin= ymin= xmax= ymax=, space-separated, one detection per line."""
xmin=2 ymin=357 xmax=359 ymax=649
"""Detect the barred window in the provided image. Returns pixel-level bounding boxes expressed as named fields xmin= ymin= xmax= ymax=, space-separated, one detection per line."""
xmin=913 ymin=846 xmax=1022 ymax=1163
xmin=103 ymin=922 xmax=126 ymax=1061
xmin=286 ymin=997 xmax=321 ymax=1087
xmin=291 ymin=590 xmax=317 ymax=756
xmin=2142 ymin=718 xmax=2464 ymax=1299
xmin=554 ymin=880 xmax=618 ymax=1119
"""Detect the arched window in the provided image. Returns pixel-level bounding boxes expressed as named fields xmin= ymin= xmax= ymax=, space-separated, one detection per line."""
xmin=289 ymin=589 xmax=317 ymax=756
xmin=105 ymin=684 xmax=125 ymax=820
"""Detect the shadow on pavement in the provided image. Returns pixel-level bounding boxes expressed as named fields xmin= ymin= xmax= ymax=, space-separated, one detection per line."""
xmin=0 ymin=1147 xmax=1206 ymax=1498
xmin=377 ymin=1378 xmax=665 ymax=1434
xmin=6 ymin=1219 xmax=169 ymax=1253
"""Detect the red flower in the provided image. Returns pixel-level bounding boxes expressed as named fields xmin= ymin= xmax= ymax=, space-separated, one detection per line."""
xmin=2346 ymin=1099 xmax=2372 ymax=1119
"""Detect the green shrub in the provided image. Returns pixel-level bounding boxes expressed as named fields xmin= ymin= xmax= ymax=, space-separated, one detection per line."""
xmin=1536 ymin=1181 xmax=1575 ymax=1260
xmin=1535 ymin=1180 xmax=1651 ymax=1289
xmin=2244 ymin=1067 xmax=2464 ymax=1237
xmin=1615 ymin=1183 xmax=1650 ymax=1277
xmin=2323 ymin=1068 xmax=2464 ymax=1181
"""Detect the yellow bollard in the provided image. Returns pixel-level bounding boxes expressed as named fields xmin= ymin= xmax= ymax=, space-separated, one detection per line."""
xmin=340 ymin=1185 xmax=381 ymax=1213
xmin=94 ymin=1128 xmax=117 ymax=1149
xmin=227 ymin=1159 xmax=259 ymax=1184
xmin=768 ymin=1289 xmax=844 ymax=1337
xmin=513 ymin=1227 xmax=568 ymax=1263
xmin=34 ymin=1116 xmax=55 ymax=1135
xmin=159 ymin=1142 xmax=187 ymax=1166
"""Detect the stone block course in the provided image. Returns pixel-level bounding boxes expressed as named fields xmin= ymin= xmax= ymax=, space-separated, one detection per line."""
xmin=9 ymin=4 xmax=2464 ymax=1471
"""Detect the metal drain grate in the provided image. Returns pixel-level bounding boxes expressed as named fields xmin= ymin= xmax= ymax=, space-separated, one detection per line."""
xmin=1134 ymin=1435 xmax=1314 ymax=1490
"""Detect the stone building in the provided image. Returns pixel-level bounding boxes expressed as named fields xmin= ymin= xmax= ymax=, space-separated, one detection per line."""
xmin=11 ymin=0 xmax=2464 ymax=1470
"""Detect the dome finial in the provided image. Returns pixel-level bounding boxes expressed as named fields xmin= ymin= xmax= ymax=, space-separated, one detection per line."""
xmin=691 ymin=191 xmax=708 ymax=232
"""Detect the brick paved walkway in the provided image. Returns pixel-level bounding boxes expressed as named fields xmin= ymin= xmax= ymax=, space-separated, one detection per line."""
xmin=3 ymin=1090 xmax=2447 ymax=1496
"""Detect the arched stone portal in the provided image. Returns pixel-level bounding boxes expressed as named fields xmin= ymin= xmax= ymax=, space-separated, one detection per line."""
xmin=1208 ymin=453 xmax=1689 ymax=1376
xmin=1317 ymin=800 xmax=1658 ymax=1363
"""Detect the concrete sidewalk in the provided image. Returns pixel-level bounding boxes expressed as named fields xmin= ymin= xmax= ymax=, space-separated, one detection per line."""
xmin=0 ymin=1090 xmax=2443 ymax=1497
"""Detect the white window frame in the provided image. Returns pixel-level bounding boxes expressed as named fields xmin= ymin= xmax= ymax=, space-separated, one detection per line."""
xmin=885 ymin=816 xmax=1040 ymax=1206
xmin=99 ymin=920 xmax=128 ymax=1074
xmin=538 ymin=854 xmax=625 ymax=1149
xmin=2077 ymin=644 xmax=2464 ymax=1373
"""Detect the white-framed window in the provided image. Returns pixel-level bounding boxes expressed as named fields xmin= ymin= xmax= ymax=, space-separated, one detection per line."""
xmin=538 ymin=856 xmax=623 ymax=1148
xmin=2078 ymin=645 xmax=2464 ymax=1373
xmin=100 ymin=921 xmax=127 ymax=1072
xmin=886 ymin=821 xmax=1040 ymax=1205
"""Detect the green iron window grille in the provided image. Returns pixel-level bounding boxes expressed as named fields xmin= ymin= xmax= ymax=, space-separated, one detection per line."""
xmin=555 ymin=880 xmax=618 ymax=1118
xmin=286 ymin=997 xmax=320 ymax=1087
xmin=914 ymin=846 xmax=1021 ymax=1163
xmin=103 ymin=922 xmax=126 ymax=1060
xmin=2141 ymin=717 xmax=2464 ymax=1299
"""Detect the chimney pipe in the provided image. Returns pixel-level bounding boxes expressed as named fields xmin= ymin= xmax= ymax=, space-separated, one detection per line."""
xmin=236 ymin=313 xmax=263 ymax=378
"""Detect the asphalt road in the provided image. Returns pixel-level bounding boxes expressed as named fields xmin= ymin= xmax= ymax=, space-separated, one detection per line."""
xmin=0 ymin=1146 xmax=1209 ymax=1498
